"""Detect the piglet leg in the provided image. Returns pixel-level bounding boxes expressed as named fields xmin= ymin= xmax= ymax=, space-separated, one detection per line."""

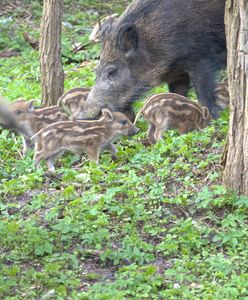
xmin=34 ymin=151 xmax=43 ymax=169
xmin=153 ymin=118 xmax=170 ymax=143
xmin=46 ymin=158 xmax=56 ymax=174
xmin=86 ymin=146 xmax=100 ymax=165
xmin=23 ymin=136 xmax=32 ymax=156
xmin=103 ymin=143 xmax=118 ymax=161
xmin=147 ymin=123 xmax=156 ymax=144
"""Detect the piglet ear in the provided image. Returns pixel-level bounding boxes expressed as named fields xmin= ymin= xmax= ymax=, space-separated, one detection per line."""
xmin=116 ymin=23 xmax=138 ymax=54
xmin=27 ymin=100 xmax=34 ymax=112
xmin=202 ymin=106 xmax=210 ymax=120
xmin=102 ymin=108 xmax=114 ymax=122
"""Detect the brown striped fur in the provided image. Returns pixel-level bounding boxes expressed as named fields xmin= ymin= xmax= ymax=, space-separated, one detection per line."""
xmin=9 ymin=100 xmax=68 ymax=155
xmin=134 ymin=93 xmax=210 ymax=144
xmin=31 ymin=108 xmax=139 ymax=173
xmin=57 ymin=87 xmax=136 ymax=121
xmin=57 ymin=87 xmax=90 ymax=119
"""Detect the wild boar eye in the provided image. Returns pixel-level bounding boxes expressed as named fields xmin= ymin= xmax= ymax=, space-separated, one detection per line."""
xmin=107 ymin=68 xmax=117 ymax=79
xmin=119 ymin=120 xmax=128 ymax=125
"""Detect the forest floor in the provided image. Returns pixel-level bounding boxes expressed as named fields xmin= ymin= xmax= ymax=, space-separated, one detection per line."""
xmin=0 ymin=0 xmax=248 ymax=299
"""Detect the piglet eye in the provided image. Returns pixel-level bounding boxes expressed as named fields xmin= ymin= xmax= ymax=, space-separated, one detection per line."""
xmin=119 ymin=120 xmax=128 ymax=125
xmin=14 ymin=110 xmax=22 ymax=115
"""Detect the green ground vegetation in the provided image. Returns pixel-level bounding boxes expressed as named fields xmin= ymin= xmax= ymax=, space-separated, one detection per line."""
xmin=0 ymin=0 xmax=247 ymax=299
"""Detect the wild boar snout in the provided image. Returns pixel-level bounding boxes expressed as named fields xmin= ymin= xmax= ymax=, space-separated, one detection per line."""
xmin=77 ymin=100 xmax=102 ymax=119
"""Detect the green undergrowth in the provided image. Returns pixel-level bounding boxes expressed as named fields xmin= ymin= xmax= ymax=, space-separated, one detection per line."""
xmin=0 ymin=0 xmax=248 ymax=299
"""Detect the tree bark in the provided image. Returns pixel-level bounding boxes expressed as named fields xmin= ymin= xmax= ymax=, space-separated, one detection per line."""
xmin=40 ymin=0 xmax=64 ymax=106
xmin=223 ymin=0 xmax=248 ymax=195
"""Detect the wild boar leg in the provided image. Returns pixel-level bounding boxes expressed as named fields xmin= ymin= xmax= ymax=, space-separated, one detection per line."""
xmin=22 ymin=136 xmax=32 ymax=156
xmin=122 ymin=106 xmax=135 ymax=122
xmin=188 ymin=60 xmax=217 ymax=117
xmin=168 ymin=73 xmax=190 ymax=96
xmin=103 ymin=143 xmax=118 ymax=161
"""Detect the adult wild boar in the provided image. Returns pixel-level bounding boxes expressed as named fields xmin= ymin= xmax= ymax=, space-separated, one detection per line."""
xmin=84 ymin=0 xmax=226 ymax=120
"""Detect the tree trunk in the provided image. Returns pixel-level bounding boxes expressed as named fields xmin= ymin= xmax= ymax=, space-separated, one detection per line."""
xmin=40 ymin=0 xmax=64 ymax=106
xmin=223 ymin=0 xmax=248 ymax=195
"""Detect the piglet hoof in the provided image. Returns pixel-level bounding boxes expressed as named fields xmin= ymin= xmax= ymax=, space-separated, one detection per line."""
xmin=44 ymin=172 xmax=60 ymax=181
xmin=148 ymin=138 xmax=157 ymax=146
xmin=34 ymin=162 xmax=41 ymax=170
xmin=48 ymin=170 xmax=56 ymax=176
xmin=89 ymin=160 xmax=99 ymax=168
xmin=140 ymin=138 xmax=152 ymax=147
xmin=45 ymin=159 xmax=56 ymax=174
xmin=22 ymin=150 xmax=27 ymax=158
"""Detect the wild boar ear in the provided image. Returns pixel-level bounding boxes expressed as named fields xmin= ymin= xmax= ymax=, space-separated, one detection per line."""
xmin=202 ymin=106 xmax=210 ymax=120
xmin=99 ymin=17 xmax=116 ymax=43
xmin=116 ymin=23 xmax=138 ymax=54
xmin=89 ymin=14 xmax=118 ymax=43
xmin=27 ymin=100 xmax=34 ymax=112
xmin=102 ymin=108 xmax=114 ymax=122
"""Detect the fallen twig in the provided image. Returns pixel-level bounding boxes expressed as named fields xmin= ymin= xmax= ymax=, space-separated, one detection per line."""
xmin=23 ymin=32 xmax=39 ymax=50
xmin=72 ymin=41 xmax=93 ymax=54
xmin=0 ymin=50 xmax=20 ymax=58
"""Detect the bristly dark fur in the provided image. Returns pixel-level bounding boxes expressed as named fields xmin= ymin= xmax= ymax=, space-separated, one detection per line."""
xmin=85 ymin=0 xmax=226 ymax=119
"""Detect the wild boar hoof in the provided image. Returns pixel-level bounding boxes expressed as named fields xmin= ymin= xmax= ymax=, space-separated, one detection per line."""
xmin=111 ymin=154 xmax=118 ymax=161
xmin=210 ymin=105 xmax=221 ymax=119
